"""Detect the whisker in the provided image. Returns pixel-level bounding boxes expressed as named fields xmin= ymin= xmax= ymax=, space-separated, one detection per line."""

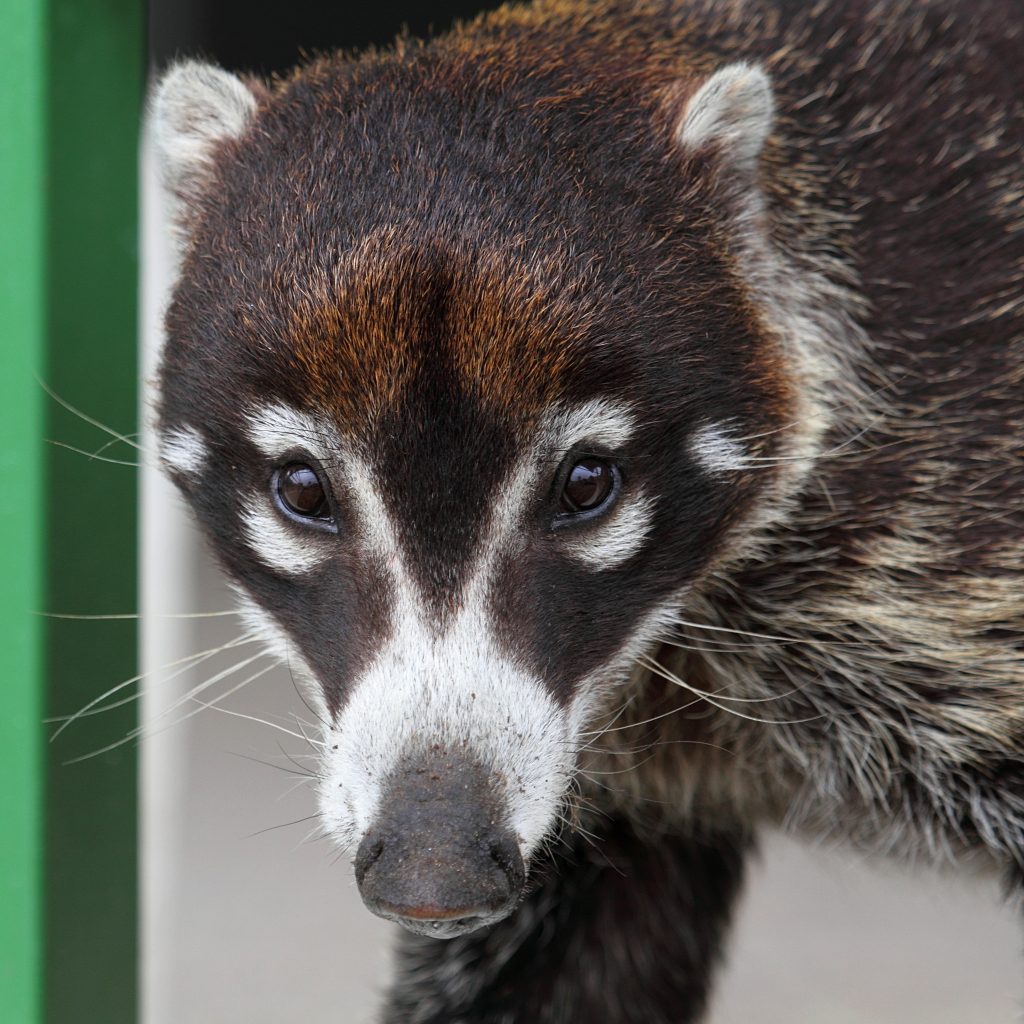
xmin=287 ymin=661 xmax=330 ymax=730
xmin=226 ymin=750 xmax=316 ymax=779
xmin=638 ymin=655 xmax=805 ymax=706
xmin=37 ymin=609 xmax=241 ymax=621
xmin=62 ymin=660 xmax=276 ymax=764
xmin=290 ymin=713 xmax=325 ymax=750
xmin=48 ymin=634 xmax=258 ymax=737
xmin=188 ymin=697 xmax=324 ymax=746
xmin=640 ymin=656 xmax=823 ymax=727
xmin=38 ymin=377 xmax=145 ymax=451
xmin=277 ymin=740 xmax=322 ymax=776
xmin=665 ymin=616 xmax=845 ymax=648
xmin=246 ymin=813 xmax=321 ymax=839
xmin=91 ymin=432 xmax=142 ymax=458
xmin=657 ymin=635 xmax=773 ymax=655
xmin=46 ymin=439 xmax=145 ymax=468
xmin=577 ymin=696 xmax=703 ymax=739
xmin=160 ymin=652 xmax=271 ymax=719
xmin=576 ymin=754 xmax=657 ymax=776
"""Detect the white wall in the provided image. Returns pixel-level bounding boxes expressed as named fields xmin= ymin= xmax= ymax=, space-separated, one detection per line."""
xmin=140 ymin=139 xmax=1022 ymax=1024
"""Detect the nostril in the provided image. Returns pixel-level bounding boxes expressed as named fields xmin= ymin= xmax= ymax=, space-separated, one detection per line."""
xmin=354 ymin=833 xmax=384 ymax=885
xmin=488 ymin=835 xmax=526 ymax=892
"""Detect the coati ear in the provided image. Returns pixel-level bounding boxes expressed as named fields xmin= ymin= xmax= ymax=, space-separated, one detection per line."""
xmin=675 ymin=62 xmax=774 ymax=173
xmin=150 ymin=60 xmax=259 ymax=207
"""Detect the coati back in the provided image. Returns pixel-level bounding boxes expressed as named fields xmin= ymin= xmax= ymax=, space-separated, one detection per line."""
xmin=151 ymin=0 xmax=1024 ymax=1019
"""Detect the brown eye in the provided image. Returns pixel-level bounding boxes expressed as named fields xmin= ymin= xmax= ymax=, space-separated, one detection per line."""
xmin=276 ymin=463 xmax=330 ymax=520
xmin=560 ymin=458 xmax=617 ymax=515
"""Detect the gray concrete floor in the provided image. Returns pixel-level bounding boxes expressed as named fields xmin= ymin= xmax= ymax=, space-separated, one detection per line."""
xmin=142 ymin=564 xmax=1022 ymax=1024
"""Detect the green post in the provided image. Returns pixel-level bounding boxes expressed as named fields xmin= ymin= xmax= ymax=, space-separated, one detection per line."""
xmin=2 ymin=0 xmax=142 ymax=1020
xmin=42 ymin=0 xmax=143 ymax=1021
xmin=0 ymin=1 xmax=46 ymax=1020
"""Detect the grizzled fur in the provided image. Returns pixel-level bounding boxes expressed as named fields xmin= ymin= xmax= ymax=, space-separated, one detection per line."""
xmin=153 ymin=0 xmax=1024 ymax=1019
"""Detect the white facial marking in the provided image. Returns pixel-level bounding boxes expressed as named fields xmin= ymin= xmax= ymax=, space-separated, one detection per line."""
xmin=691 ymin=423 xmax=749 ymax=474
xmin=245 ymin=402 xmax=340 ymax=462
xmin=320 ymin=452 xmax=571 ymax=858
xmin=540 ymin=399 xmax=654 ymax=569
xmin=324 ymin=597 xmax=569 ymax=853
xmin=236 ymin=396 xmax=657 ymax=861
xmin=561 ymin=491 xmax=657 ymax=569
xmin=160 ymin=425 xmax=208 ymax=478
xmin=239 ymin=495 xmax=330 ymax=576
xmin=538 ymin=397 xmax=638 ymax=453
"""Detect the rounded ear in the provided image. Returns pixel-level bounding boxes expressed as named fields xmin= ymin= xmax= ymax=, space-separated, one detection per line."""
xmin=149 ymin=60 xmax=259 ymax=206
xmin=675 ymin=62 xmax=774 ymax=174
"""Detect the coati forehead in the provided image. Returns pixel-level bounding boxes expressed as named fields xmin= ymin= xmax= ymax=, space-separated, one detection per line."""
xmin=271 ymin=230 xmax=587 ymax=431
xmin=160 ymin=36 xmax=791 ymax=429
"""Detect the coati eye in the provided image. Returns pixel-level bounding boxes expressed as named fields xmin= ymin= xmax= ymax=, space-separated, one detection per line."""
xmin=275 ymin=463 xmax=331 ymax=521
xmin=559 ymin=458 xmax=618 ymax=515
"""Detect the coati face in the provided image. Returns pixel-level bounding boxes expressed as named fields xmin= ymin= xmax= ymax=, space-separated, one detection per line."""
xmin=152 ymin=55 xmax=799 ymax=936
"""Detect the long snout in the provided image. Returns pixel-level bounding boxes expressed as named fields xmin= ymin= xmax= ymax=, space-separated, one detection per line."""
xmin=354 ymin=748 xmax=526 ymax=938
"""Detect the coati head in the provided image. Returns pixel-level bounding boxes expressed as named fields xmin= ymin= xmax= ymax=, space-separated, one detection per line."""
xmin=151 ymin=48 xmax=822 ymax=937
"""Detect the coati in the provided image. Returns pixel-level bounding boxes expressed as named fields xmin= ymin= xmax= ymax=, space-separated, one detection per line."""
xmin=150 ymin=0 xmax=1024 ymax=1019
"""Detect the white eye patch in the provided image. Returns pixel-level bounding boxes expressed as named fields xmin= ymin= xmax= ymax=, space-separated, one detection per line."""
xmin=160 ymin=425 xmax=208 ymax=478
xmin=559 ymin=490 xmax=656 ymax=569
xmin=245 ymin=402 xmax=341 ymax=463
xmin=537 ymin=397 xmax=639 ymax=454
xmin=539 ymin=399 xmax=654 ymax=570
xmin=691 ymin=423 xmax=749 ymax=474
xmin=237 ymin=403 xmax=345 ymax=575
xmin=239 ymin=494 xmax=331 ymax=576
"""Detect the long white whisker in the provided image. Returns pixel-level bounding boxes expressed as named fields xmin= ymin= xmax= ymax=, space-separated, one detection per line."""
xmin=91 ymin=432 xmax=142 ymax=458
xmin=38 ymin=377 xmax=145 ymax=451
xmin=577 ymin=696 xmax=704 ymax=740
xmin=48 ymin=634 xmax=258 ymax=737
xmin=667 ymin=616 xmax=842 ymax=647
xmin=638 ymin=655 xmax=805 ymax=706
xmin=38 ymin=609 xmax=241 ymax=621
xmin=46 ymin=439 xmax=146 ymax=468
xmin=190 ymin=697 xmax=325 ymax=746
xmin=61 ymin=660 xmax=276 ymax=766
xmin=641 ymin=656 xmax=823 ymax=727
xmin=158 ymin=651 xmax=269 ymax=720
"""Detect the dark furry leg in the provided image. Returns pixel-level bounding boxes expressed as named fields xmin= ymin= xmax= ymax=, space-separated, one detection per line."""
xmin=381 ymin=818 xmax=752 ymax=1024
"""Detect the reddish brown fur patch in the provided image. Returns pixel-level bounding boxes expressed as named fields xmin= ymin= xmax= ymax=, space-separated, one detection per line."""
xmin=284 ymin=228 xmax=595 ymax=435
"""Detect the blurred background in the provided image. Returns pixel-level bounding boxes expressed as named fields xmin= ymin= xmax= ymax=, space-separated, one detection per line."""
xmin=3 ymin=1 xmax=1022 ymax=1022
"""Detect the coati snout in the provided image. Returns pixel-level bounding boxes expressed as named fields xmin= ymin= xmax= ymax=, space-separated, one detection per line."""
xmin=354 ymin=749 xmax=525 ymax=937
xmin=150 ymin=1 xmax=1024 ymax=1019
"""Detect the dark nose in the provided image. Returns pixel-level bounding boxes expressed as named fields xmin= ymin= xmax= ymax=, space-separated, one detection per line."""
xmin=354 ymin=751 xmax=525 ymax=937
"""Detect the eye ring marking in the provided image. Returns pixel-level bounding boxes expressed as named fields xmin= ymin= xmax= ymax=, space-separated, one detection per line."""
xmin=272 ymin=461 xmax=337 ymax=531
xmin=553 ymin=456 xmax=622 ymax=526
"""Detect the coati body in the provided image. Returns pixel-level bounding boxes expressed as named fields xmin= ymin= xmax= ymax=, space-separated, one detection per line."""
xmin=151 ymin=0 xmax=1024 ymax=1020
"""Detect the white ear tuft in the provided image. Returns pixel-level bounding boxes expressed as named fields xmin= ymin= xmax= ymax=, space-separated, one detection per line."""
xmin=150 ymin=60 xmax=257 ymax=198
xmin=676 ymin=62 xmax=774 ymax=172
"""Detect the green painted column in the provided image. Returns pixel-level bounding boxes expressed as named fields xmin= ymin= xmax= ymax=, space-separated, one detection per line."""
xmin=1 ymin=0 xmax=142 ymax=1020
xmin=43 ymin=0 xmax=143 ymax=1020
xmin=0 ymin=2 xmax=46 ymax=1021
